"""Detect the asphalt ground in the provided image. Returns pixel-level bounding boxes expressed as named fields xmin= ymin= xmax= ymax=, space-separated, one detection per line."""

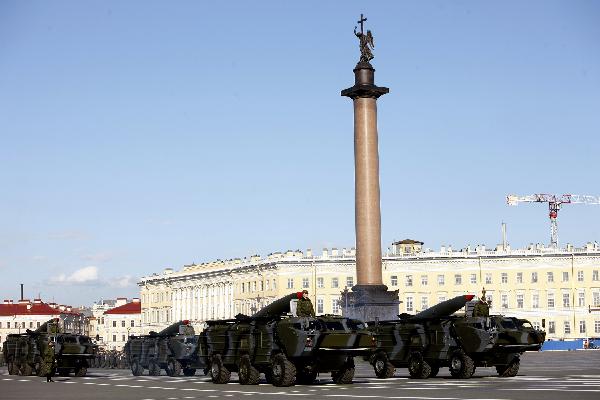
xmin=1 ymin=351 xmax=599 ymax=400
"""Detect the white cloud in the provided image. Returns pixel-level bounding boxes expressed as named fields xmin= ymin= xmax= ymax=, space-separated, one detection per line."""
xmin=50 ymin=266 xmax=99 ymax=285
xmin=109 ymin=275 xmax=137 ymax=288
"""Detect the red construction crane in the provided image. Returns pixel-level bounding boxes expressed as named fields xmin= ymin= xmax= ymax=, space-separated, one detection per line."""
xmin=507 ymin=194 xmax=600 ymax=248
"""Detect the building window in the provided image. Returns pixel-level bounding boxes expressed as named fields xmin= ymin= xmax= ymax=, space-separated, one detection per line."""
xmin=533 ymin=322 xmax=541 ymax=330
xmin=346 ymin=277 xmax=354 ymax=288
xmin=390 ymin=276 xmax=398 ymax=286
xmin=421 ymin=275 xmax=428 ymax=286
xmin=564 ymin=321 xmax=571 ymax=334
xmin=331 ymin=299 xmax=340 ymax=315
xmin=287 ymin=278 xmax=294 ymax=289
xmin=548 ymin=321 xmax=555 ymax=334
xmin=406 ymin=297 xmax=413 ymax=312
xmin=516 ymin=272 xmax=523 ymax=284
xmin=470 ymin=274 xmax=477 ymax=284
xmin=485 ymin=273 xmax=492 ymax=285
xmin=593 ymin=270 xmax=599 ymax=281
xmin=501 ymin=273 xmax=508 ymax=284
xmin=122 ymin=335 xmax=126 ymax=342
xmin=501 ymin=294 xmax=508 ymax=309
xmin=454 ymin=274 xmax=462 ymax=285
xmin=241 ymin=283 xmax=245 ymax=293
xmin=562 ymin=271 xmax=569 ymax=282
xmin=317 ymin=277 xmax=324 ymax=288
xmin=113 ymin=321 xmax=116 ymax=327
xmin=594 ymin=292 xmax=600 ymax=307
xmin=531 ymin=272 xmax=538 ymax=283
xmin=595 ymin=320 xmax=600 ymax=334
xmin=532 ymin=294 xmax=539 ymax=308
xmin=578 ymin=271 xmax=584 ymax=282
xmin=516 ymin=294 xmax=524 ymax=309
xmin=547 ymin=293 xmax=555 ymax=309
xmin=302 ymin=278 xmax=310 ymax=289
xmin=266 ymin=280 xmax=270 ymax=290
xmin=317 ymin=299 xmax=324 ymax=314
xmin=0 ymin=322 xmax=2 ymax=328
xmin=260 ymin=281 xmax=264 ymax=291
xmin=578 ymin=292 xmax=585 ymax=307
xmin=563 ymin=293 xmax=570 ymax=308
xmin=437 ymin=275 xmax=445 ymax=285
xmin=121 ymin=320 xmax=125 ymax=327
xmin=421 ymin=296 xmax=428 ymax=311
xmin=252 ymin=281 xmax=257 ymax=292
xmin=112 ymin=335 xmax=116 ymax=342
xmin=405 ymin=275 xmax=413 ymax=287
xmin=487 ymin=293 xmax=493 ymax=306
xmin=37 ymin=322 xmax=40 ymax=328
xmin=547 ymin=272 xmax=554 ymax=283
xmin=130 ymin=320 xmax=135 ymax=327
xmin=273 ymin=279 xmax=277 ymax=290
xmin=438 ymin=296 xmax=446 ymax=303
xmin=331 ymin=278 xmax=339 ymax=288
xmin=579 ymin=321 xmax=586 ymax=334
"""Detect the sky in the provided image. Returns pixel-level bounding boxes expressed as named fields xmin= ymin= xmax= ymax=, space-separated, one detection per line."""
xmin=1 ymin=1 xmax=599 ymax=306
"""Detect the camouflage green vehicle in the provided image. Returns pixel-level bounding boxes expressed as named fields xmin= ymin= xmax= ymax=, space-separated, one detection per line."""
xmin=203 ymin=292 xmax=373 ymax=387
xmin=124 ymin=320 xmax=206 ymax=376
xmin=368 ymin=295 xmax=545 ymax=379
xmin=2 ymin=318 xmax=96 ymax=377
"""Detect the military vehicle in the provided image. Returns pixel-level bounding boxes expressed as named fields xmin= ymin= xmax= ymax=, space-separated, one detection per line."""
xmin=203 ymin=292 xmax=373 ymax=386
xmin=124 ymin=320 xmax=205 ymax=376
xmin=368 ymin=295 xmax=545 ymax=379
xmin=2 ymin=318 xmax=96 ymax=377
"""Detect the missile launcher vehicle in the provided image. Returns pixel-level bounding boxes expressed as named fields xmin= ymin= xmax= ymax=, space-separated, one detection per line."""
xmin=203 ymin=292 xmax=373 ymax=386
xmin=124 ymin=320 xmax=206 ymax=376
xmin=368 ymin=294 xmax=545 ymax=379
xmin=2 ymin=318 xmax=96 ymax=377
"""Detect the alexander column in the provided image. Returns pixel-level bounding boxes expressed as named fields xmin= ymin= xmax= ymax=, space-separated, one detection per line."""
xmin=341 ymin=15 xmax=399 ymax=321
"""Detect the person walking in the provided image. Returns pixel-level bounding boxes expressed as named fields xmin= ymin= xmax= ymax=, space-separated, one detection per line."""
xmin=42 ymin=341 xmax=56 ymax=383
xmin=296 ymin=289 xmax=316 ymax=317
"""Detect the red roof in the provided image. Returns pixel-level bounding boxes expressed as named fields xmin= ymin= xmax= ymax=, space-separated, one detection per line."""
xmin=0 ymin=302 xmax=60 ymax=317
xmin=104 ymin=301 xmax=141 ymax=315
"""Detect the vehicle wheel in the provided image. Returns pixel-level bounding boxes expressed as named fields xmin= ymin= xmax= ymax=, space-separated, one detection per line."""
xmin=238 ymin=355 xmax=260 ymax=385
xmin=449 ymin=350 xmax=475 ymax=379
xmin=130 ymin=359 xmax=144 ymax=376
xmin=408 ymin=352 xmax=432 ymax=379
xmin=183 ymin=367 xmax=196 ymax=376
xmin=271 ymin=353 xmax=296 ymax=387
xmin=8 ymin=360 xmax=20 ymax=375
xmin=166 ymin=358 xmax=182 ymax=377
xmin=58 ymin=368 xmax=70 ymax=377
xmin=210 ymin=354 xmax=231 ymax=384
xmin=264 ymin=369 xmax=274 ymax=384
xmin=296 ymin=367 xmax=318 ymax=384
xmin=496 ymin=358 xmax=520 ymax=377
xmin=372 ymin=352 xmax=395 ymax=379
xmin=148 ymin=360 xmax=161 ymax=376
xmin=332 ymin=359 xmax=355 ymax=384
xmin=429 ymin=364 xmax=440 ymax=378
xmin=19 ymin=363 xmax=33 ymax=376
xmin=75 ymin=366 xmax=88 ymax=377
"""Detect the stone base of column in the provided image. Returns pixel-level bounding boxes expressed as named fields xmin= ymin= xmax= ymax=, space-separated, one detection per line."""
xmin=341 ymin=285 xmax=401 ymax=322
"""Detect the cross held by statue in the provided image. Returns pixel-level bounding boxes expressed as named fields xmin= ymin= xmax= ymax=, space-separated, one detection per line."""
xmin=358 ymin=14 xmax=367 ymax=34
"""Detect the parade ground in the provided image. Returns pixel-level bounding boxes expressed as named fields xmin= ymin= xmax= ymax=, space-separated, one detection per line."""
xmin=1 ymin=351 xmax=599 ymax=400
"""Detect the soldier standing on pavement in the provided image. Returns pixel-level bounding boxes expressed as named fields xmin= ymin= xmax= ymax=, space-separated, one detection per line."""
xmin=42 ymin=340 xmax=56 ymax=382
xmin=296 ymin=289 xmax=316 ymax=317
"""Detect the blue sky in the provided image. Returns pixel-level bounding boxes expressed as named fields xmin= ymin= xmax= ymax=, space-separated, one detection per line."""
xmin=1 ymin=1 xmax=599 ymax=305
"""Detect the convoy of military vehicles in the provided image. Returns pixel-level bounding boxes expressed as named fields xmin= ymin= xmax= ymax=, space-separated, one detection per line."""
xmin=2 ymin=318 xmax=97 ymax=377
xmin=2 ymin=292 xmax=546 ymax=384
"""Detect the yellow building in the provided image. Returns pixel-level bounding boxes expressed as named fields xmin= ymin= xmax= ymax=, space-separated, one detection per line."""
xmin=138 ymin=241 xmax=600 ymax=340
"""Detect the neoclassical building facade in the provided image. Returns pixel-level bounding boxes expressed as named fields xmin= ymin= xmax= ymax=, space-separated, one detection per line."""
xmin=138 ymin=241 xmax=600 ymax=340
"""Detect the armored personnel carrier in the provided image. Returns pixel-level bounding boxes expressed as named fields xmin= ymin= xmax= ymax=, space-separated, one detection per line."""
xmin=124 ymin=320 xmax=206 ymax=376
xmin=2 ymin=318 xmax=96 ymax=377
xmin=203 ymin=292 xmax=373 ymax=386
xmin=368 ymin=295 xmax=545 ymax=379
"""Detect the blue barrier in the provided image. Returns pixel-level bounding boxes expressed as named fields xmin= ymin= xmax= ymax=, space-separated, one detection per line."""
xmin=541 ymin=339 xmax=584 ymax=351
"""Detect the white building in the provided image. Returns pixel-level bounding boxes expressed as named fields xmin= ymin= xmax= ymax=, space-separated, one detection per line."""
xmin=102 ymin=298 xmax=142 ymax=351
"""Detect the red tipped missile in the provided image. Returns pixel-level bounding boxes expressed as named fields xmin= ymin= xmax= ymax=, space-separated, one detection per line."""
xmin=411 ymin=294 xmax=473 ymax=320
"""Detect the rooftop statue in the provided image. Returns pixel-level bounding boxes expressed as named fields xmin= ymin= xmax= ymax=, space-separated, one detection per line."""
xmin=355 ymin=14 xmax=374 ymax=63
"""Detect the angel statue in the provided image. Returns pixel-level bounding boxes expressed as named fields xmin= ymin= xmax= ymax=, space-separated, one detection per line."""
xmin=354 ymin=26 xmax=374 ymax=63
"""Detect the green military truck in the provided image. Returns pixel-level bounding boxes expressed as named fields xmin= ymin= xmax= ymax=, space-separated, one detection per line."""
xmin=368 ymin=295 xmax=545 ymax=379
xmin=124 ymin=320 xmax=207 ymax=376
xmin=203 ymin=292 xmax=374 ymax=386
xmin=2 ymin=318 xmax=96 ymax=377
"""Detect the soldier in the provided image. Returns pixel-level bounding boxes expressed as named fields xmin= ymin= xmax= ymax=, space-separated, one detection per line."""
xmin=296 ymin=290 xmax=316 ymax=317
xmin=473 ymin=288 xmax=490 ymax=317
xmin=41 ymin=341 xmax=56 ymax=383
